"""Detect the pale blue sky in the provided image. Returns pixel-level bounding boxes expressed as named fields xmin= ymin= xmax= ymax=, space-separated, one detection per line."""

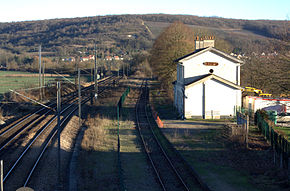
xmin=0 ymin=0 xmax=289 ymax=22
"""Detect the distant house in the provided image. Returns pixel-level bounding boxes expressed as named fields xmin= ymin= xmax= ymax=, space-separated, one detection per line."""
xmin=80 ymin=55 xmax=95 ymax=62
xmin=62 ymin=57 xmax=75 ymax=62
xmin=105 ymin=56 xmax=112 ymax=61
xmin=174 ymin=37 xmax=243 ymax=119
xmin=105 ymin=55 xmax=123 ymax=61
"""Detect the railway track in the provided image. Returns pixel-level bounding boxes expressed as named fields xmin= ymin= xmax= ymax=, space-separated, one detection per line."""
xmin=135 ymin=81 xmax=208 ymax=191
xmin=0 ymin=75 xmax=120 ymax=190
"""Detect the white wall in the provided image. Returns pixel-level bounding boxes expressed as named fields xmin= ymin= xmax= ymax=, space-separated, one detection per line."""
xmin=182 ymin=51 xmax=239 ymax=84
xmin=184 ymin=83 xmax=203 ymax=117
xmin=204 ymin=79 xmax=240 ymax=116
xmin=184 ymin=79 xmax=241 ymax=118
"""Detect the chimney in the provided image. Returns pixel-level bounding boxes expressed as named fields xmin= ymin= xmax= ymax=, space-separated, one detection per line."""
xmin=195 ymin=36 xmax=215 ymax=50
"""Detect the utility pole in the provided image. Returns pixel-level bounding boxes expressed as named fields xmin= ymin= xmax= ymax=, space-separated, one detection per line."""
xmin=101 ymin=50 xmax=104 ymax=78
xmin=1 ymin=160 xmax=3 ymax=191
xmin=127 ymin=63 xmax=129 ymax=77
xmin=42 ymin=59 xmax=45 ymax=100
xmin=94 ymin=44 xmax=98 ymax=101
xmin=246 ymin=115 xmax=249 ymax=149
xmin=39 ymin=45 xmax=42 ymax=101
xmin=78 ymin=69 xmax=81 ymax=128
xmin=123 ymin=62 xmax=124 ymax=77
xmin=57 ymin=82 xmax=61 ymax=189
xmin=90 ymin=66 xmax=93 ymax=105
xmin=75 ymin=57 xmax=79 ymax=94
xmin=117 ymin=61 xmax=119 ymax=77
xmin=109 ymin=61 xmax=112 ymax=75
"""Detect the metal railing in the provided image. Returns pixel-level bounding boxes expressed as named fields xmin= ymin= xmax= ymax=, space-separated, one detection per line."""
xmin=116 ymin=87 xmax=130 ymax=191
xmin=256 ymin=111 xmax=289 ymax=169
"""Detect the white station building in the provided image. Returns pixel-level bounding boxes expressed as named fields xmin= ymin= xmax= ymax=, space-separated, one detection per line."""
xmin=173 ymin=37 xmax=243 ymax=119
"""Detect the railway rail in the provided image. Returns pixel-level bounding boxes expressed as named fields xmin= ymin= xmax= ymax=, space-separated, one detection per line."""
xmin=135 ymin=81 xmax=208 ymax=191
xmin=0 ymin=75 xmax=120 ymax=190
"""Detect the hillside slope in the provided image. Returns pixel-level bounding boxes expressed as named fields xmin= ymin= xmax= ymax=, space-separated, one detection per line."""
xmin=0 ymin=14 xmax=289 ymax=95
xmin=0 ymin=14 xmax=289 ymax=54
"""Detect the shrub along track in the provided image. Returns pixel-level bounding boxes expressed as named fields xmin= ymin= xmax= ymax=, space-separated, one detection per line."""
xmin=135 ymin=81 xmax=208 ymax=191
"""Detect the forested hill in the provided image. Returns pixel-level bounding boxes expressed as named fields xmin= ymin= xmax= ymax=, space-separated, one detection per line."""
xmin=0 ymin=14 xmax=289 ymax=95
xmin=0 ymin=14 xmax=289 ymax=55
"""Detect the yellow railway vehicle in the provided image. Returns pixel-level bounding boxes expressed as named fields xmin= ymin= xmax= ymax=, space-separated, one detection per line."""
xmin=244 ymin=87 xmax=272 ymax=97
xmin=254 ymin=89 xmax=263 ymax=94
xmin=244 ymin=87 xmax=256 ymax=92
xmin=244 ymin=87 xmax=263 ymax=94
xmin=259 ymin=93 xmax=272 ymax=97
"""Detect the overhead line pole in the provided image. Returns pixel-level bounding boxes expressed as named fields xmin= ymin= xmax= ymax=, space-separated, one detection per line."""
xmin=123 ymin=62 xmax=124 ymax=77
xmin=39 ymin=45 xmax=42 ymax=101
xmin=1 ymin=160 xmax=3 ymax=191
xmin=56 ymin=81 xmax=61 ymax=189
xmin=42 ymin=58 xmax=45 ymax=100
xmin=101 ymin=50 xmax=104 ymax=78
xmin=94 ymin=43 xmax=98 ymax=101
xmin=78 ymin=69 xmax=81 ymax=128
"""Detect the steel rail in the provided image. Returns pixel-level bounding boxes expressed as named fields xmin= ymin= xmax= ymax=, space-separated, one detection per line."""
xmin=0 ymin=86 xmax=79 ymax=137
xmin=143 ymin=82 xmax=190 ymax=191
xmin=0 ymin=104 xmax=51 ymax=137
xmin=0 ymin=75 xmax=114 ymax=141
xmin=23 ymin=96 xmax=91 ymax=187
xmin=136 ymin=80 xmax=202 ymax=191
xmin=0 ymin=109 xmax=51 ymax=153
xmin=3 ymin=75 xmax=116 ymax=184
xmin=22 ymin=76 xmax=118 ymax=186
xmin=3 ymin=98 xmax=79 ymax=182
xmin=135 ymin=80 xmax=166 ymax=191
xmin=0 ymin=94 xmax=81 ymax=152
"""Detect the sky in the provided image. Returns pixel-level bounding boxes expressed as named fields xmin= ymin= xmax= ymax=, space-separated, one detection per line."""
xmin=0 ymin=0 xmax=289 ymax=22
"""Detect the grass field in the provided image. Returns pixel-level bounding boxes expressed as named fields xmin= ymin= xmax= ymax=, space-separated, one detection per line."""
xmin=274 ymin=126 xmax=290 ymax=141
xmin=0 ymin=70 xmax=87 ymax=96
